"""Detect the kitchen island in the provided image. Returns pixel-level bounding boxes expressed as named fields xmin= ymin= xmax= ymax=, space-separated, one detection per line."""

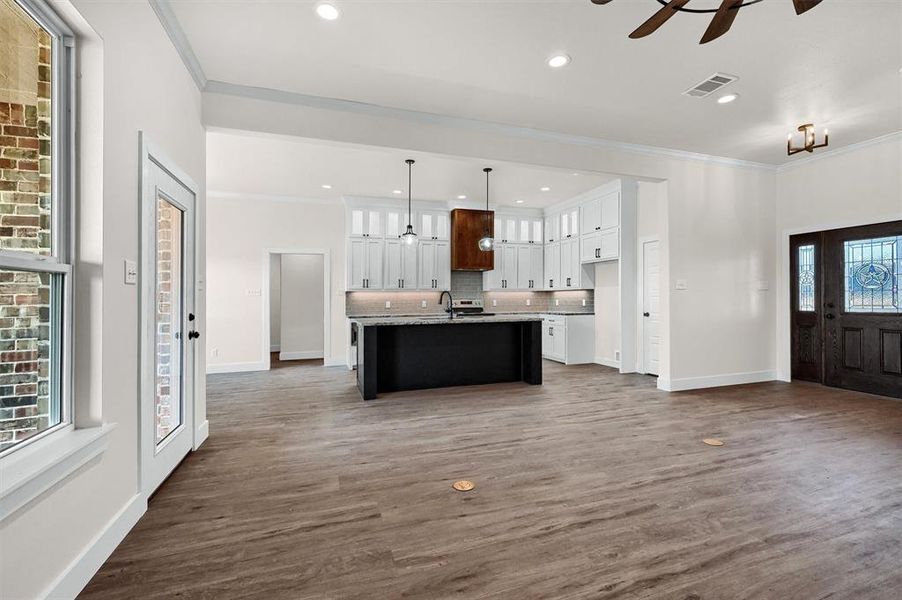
xmin=353 ymin=315 xmax=542 ymax=400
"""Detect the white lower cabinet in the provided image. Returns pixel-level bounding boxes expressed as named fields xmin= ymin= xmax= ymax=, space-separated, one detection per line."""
xmin=541 ymin=314 xmax=595 ymax=365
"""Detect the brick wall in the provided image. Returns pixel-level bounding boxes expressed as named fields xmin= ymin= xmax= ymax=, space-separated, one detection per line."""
xmin=0 ymin=22 xmax=53 ymax=451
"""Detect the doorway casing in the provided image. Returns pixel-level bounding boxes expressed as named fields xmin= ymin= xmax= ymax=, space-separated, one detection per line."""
xmin=261 ymin=248 xmax=332 ymax=370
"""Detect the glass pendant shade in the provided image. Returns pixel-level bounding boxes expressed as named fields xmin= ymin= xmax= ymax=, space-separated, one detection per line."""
xmin=401 ymin=225 xmax=418 ymax=246
xmin=478 ymin=167 xmax=494 ymax=252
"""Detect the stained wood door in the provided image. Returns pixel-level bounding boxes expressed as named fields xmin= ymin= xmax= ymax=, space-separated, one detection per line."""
xmin=790 ymin=232 xmax=823 ymax=382
xmin=822 ymin=221 xmax=902 ymax=398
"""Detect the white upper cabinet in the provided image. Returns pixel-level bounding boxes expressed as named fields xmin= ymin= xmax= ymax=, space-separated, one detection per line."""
xmin=419 ymin=240 xmax=450 ymax=290
xmin=560 ymin=208 xmax=579 ymax=239
xmin=600 ymin=191 xmax=620 ymax=230
xmin=493 ymin=214 xmax=518 ymax=243
xmin=384 ymin=209 xmax=406 ymax=239
xmin=483 ymin=243 xmax=518 ymax=290
xmin=544 ymin=213 xmax=560 ymax=243
xmin=349 ymin=208 xmax=383 ymax=238
xmin=384 ymin=238 xmax=418 ymax=289
xmin=517 ymin=217 xmax=543 ymax=244
xmin=348 ymin=238 xmax=385 ymax=290
xmin=544 ymin=242 xmax=561 ymax=289
xmin=580 ymin=199 xmax=601 ymax=236
xmin=419 ymin=210 xmax=450 ymax=240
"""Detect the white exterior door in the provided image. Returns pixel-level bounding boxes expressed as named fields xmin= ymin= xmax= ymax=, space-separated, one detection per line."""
xmin=141 ymin=148 xmax=197 ymax=496
xmin=642 ymin=240 xmax=661 ymax=376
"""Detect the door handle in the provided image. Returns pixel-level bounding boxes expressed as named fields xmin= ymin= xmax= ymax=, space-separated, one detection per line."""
xmin=825 ymin=313 xmax=835 ymax=320
xmin=188 ymin=312 xmax=196 ymax=322
xmin=643 ymin=312 xmax=650 ymax=317
xmin=188 ymin=331 xmax=200 ymax=340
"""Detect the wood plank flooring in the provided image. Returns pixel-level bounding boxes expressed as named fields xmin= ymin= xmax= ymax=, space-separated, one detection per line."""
xmin=81 ymin=361 xmax=902 ymax=599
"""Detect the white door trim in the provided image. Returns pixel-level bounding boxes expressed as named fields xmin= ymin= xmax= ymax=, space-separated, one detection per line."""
xmin=138 ymin=132 xmax=201 ymax=496
xmin=262 ymin=248 xmax=332 ymax=370
xmin=637 ymin=235 xmax=660 ymax=376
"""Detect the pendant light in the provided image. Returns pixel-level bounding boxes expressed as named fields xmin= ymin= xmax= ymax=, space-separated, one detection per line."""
xmin=401 ymin=159 xmax=418 ymax=246
xmin=478 ymin=167 xmax=494 ymax=252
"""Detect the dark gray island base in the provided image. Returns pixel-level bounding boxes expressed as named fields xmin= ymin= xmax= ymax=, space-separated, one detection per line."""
xmin=354 ymin=316 xmax=543 ymax=400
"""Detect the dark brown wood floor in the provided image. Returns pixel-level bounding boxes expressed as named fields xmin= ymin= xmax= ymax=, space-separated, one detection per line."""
xmin=81 ymin=361 xmax=902 ymax=599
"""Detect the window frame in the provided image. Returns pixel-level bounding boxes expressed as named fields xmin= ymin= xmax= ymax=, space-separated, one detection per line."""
xmin=0 ymin=0 xmax=76 ymax=457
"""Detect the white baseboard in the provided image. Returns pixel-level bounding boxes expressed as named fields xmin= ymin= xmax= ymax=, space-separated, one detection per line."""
xmin=279 ymin=350 xmax=324 ymax=361
xmin=194 ymin=419 xmax=209 ymax=450
xmin=594 ymin=357 xmax=621 ymax=369
xmin=658 ymin=370 xmax=776 ymax=392
xmin=43 ymin=493 xmax=146 ymax=599
xmin=323 ymin=358 xmax=348 ymax=368
xmin=206 ymin=361 xmax=267 ymax=374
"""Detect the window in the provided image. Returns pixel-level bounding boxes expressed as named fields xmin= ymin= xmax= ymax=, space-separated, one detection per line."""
xmin=844 ymin=236 xmax=901 ymax=314
xmin=797 ymin=244 xmax=815 ymax=312
xmin=0 ymin=0 xmax=73 ymax=454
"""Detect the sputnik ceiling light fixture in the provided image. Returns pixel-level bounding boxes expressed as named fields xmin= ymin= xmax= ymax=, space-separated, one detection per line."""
xmin=478 ymin=168 xmax=494 ymax=252
xmin=401 ymin=159 xmax=418 ymax=246
xmin=787 ymin=123 xmax=829 ymax=156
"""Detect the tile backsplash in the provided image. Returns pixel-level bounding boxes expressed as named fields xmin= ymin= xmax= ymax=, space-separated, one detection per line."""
xmin=346 ymin=272 xmax=594 ymax=316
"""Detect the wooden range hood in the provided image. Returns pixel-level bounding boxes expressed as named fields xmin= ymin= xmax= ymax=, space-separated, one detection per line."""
xmin=450 ymin=209 xmax=495 ymax=271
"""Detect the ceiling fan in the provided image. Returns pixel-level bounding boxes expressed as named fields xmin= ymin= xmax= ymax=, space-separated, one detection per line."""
xmin=590 ymin=0 xmax=823 ymax=44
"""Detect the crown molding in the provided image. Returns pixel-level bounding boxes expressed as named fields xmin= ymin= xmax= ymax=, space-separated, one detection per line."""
xmin=149 ymin=0 xmax=207 ymax=90
xmin=207 ymin=190 xmax=341 ymax=206
xmin=775 ymin=130 xmax=902 ymax=172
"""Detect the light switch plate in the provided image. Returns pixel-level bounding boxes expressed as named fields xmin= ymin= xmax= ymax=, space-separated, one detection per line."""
xmin=246 ymin=289 xmax=262 ymax=296
xmin=675 ymin=279 xmax=689 ymax=290
xmin=124 ymin=259 xmax=137 ymax=285
xmin=756 ymin=280 xmax=770 ymax=291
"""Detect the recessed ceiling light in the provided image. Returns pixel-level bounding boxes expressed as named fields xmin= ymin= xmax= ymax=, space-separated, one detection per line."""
xmin=457 ymin=195 xmax=467 ymax=200
xmin=315 ymin=2 xmax=340 ymax=21
xmin=393 ymin=190 xmax=403 ymax=194
xmin=515 ymin=200 xmax=524 ymax=204
xmin=547 ymin=54 xmax=571 ymax=69
xmin=717 ymin=93 xmax=739 ymax=104
xmin=540 ymin=186 xmax=551 ymax=192
xmin=321 ymin=184 xmax=332 ymax=189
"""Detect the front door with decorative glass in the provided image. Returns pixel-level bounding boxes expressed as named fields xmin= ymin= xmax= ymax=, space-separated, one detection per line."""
xmin=792 ymin=221 xmax=902 ymax=398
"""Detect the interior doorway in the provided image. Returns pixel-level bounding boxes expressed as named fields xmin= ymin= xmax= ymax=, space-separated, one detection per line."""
xmin=265 ymin=251 xmax=329 ymax=368
xmin=790 ymin=220 xmax=902 ymax=398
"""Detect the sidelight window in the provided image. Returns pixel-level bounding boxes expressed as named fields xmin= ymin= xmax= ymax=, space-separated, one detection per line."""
xmin=797 ymin=244 xmax=815 ymax=312
xmin=844 ymin=236 xmax=901 ymax=313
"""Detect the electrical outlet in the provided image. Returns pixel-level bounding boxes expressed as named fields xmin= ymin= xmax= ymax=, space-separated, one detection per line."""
xmin=756 ymin=280 xmax=770 ymax=291
xmin=615 ymin=350 xmax=621 ymax=361
xmin=385 ymin=300 xmax=391 ymax=309
xmin=675 ymin=280 xmax=688 ymax=291
xmin=124 ymin=259 xmax=137 ymax=285
xmin=526 ymin=298 xmax=531 ymax=306
xmin=555 ymin=299 xmax=560 ymax=306
xmin=421 ymin=300 xmax=427 ymax=308
xmin=247 ymin=289 xmax=262 ymax=296
xmin=492 ymin=299 xmax=497 ymax=307
xmin=582 ymin=299 xmax=587 ymax=307
xmin=211 ymin=348 xmax=219 ymax=358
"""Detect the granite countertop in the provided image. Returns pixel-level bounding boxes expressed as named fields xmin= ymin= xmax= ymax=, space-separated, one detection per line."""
xmin=352 ymin=314 xmax=543 ymax=326
xmin=348 ymin=311 xmax=593 ymax=320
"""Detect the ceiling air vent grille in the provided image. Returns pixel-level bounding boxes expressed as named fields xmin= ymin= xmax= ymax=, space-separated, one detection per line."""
xmin=683 ymin=72 xmax=738 ymax=98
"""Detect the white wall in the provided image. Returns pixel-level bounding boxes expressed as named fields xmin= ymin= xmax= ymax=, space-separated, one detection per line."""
xmin=269 ymin=254 xmax=281 ymax=351
xmin=206 ymin=195 xmax=346 ymax=371
xmin=279 ymin=254 xmax=325 ymax=359
xmin=0 ymin=2 xmax=207 ymax=598
xmin=774 ymin=135 xmax=902 ymax=380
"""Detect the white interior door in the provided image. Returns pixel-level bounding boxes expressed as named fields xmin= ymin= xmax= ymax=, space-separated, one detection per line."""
xmin=642 ymin=240 xmax=661 ymax=376
xmin=141 ymin=145 xmax=197 ymax=496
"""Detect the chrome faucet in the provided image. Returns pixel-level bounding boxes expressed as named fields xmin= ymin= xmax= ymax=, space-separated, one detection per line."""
xmin=439 ymin=290 xmax=453 ymax=318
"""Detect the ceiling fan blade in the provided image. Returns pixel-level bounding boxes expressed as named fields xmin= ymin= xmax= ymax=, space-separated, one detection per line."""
xmin=792 ymin=0 xmax=822 ymax=15
xmin=629 ymin=0 xmax=692 ymax=39
xmin=699 ymin=0 xmax=742 ymax=44
xmin=590 ymin=0 xmax=614 ymax=4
